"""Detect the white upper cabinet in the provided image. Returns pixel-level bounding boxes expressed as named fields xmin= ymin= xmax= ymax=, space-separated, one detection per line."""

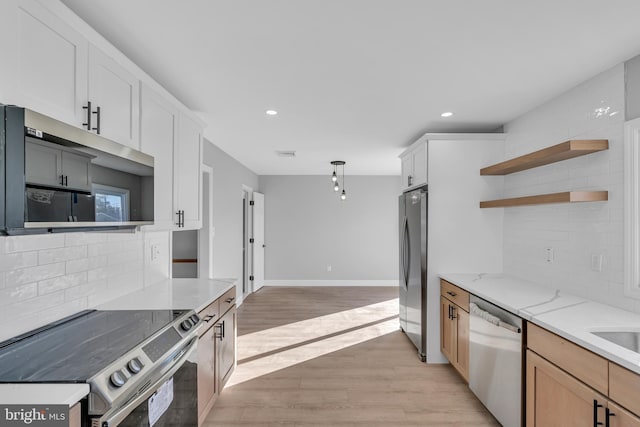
xmin=140 ymin=84 xmax=177 ymax=230
xmin=87 ymin=45 xmax=140 ymax=150
xmin=174 ymin=113 xmax=202 ymax=230
xmin=2 ymin=1 xmax=139 ymax=150
xmin=400 ymin=142 xmax=428 ymax=191
xmin=10 ymin=0 xmax=88 ymax=126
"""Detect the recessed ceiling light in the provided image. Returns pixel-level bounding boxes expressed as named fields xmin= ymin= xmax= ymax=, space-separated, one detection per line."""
xmin=265 ymin=109 xmax=278 ymax=116
xmin=441 ymin=111 xmax=453 ymax=118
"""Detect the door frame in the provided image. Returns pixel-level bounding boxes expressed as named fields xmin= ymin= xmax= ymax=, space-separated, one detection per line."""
xmin=198 ymin=164 xmax=214 ymax=279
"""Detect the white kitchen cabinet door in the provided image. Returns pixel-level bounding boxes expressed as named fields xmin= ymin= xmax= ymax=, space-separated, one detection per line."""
xmin=411 ymin=143 xmax=427 ymax=187
xmin=140 ymin=85 xmax=177 ymax=230
xmin=88 ymin=45 xmax=140 ymax=149
xmin=175 ymin=113 xmax=202 ymax=230
xmin=400 ymin=153 xmax=412 ymax=190
xmin=13 ymin=0 xmax=88 ymax=127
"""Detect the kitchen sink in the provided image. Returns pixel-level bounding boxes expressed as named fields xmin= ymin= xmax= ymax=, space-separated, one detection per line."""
xmin=592 ymin=331 xmax=640 ymax=353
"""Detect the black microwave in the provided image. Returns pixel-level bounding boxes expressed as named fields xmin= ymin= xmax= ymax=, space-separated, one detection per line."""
xmin=0 ymin=105 xmax=155 ymax=235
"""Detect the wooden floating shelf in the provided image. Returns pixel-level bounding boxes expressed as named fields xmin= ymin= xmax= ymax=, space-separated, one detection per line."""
xmin=480 ymin=140 xmax=608 ymax=175
xmin=480 ymin=191 xmax=608 ymax=208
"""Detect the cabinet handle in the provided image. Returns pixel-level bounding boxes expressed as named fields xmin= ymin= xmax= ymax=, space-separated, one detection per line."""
xmin=64 ymin=175 xmax=68 ymax=187
xmin=204 ymin=315 xmax=215 ymax=323
xmin=222 ymin=320 xmax=225 ymax=339
xmin=225 ymin=297 xmax=235 ymax=304
xmin=594 ymin=400 xmax=604 ymax=426
xmin=408 ymin=175 xmax=413 ymax=186
xmin=451 ymin=306 xmax=457 ymax=320
xmin=448 ymin=305 xmax=452 ymax=320
xmin=175 ymin=210 xmax=184 ymax=227
xmin=60 ymin=175 xmax=65 ymax=186
xmin=92 ymin=105 xmax=101 ymax=134
xmin=446 ymin=291 xmax=456 ymax=297
xmin=215 ymin=323 xmax=223 ymax=341
xmin=82 ymin=101 xmax=92 ymax=131
xmin=605 ymin=407 xmax=615 ymax=427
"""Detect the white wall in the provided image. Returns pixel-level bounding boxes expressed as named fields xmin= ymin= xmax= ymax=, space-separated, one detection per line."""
xmin=260 ymin=175 xmax=399 ymax=285
xmin=0 ymin=229 xmax=170 ymax=341
xmin=202 ymin=139 xmax=259 ymax=301
xmin=502 ymin=63 xmax=633 ymax=311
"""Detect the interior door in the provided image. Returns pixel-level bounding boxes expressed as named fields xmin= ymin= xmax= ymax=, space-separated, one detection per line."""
xmin=252 ymin=192 xmax=265 ymax=292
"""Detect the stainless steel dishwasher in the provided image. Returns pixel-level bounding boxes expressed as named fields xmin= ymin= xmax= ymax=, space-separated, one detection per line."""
xmin=469 ymin=295 xmax=523 ymax=427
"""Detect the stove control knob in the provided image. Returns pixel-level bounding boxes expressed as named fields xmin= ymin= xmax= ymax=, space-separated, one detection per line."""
xmin=180 ymin=319 xmax=193 ymax=331
xmin=190 ymin=314 xmax=200 ymax=324
xmin=127 ymin=358 xmax=143 ymax=374
xmin=110 ymin=370 xmax=126 ymax=388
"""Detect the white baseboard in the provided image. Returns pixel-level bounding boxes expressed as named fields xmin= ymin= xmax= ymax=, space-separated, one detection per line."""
xmin=263 ymin=280 xmax=399 ymax=287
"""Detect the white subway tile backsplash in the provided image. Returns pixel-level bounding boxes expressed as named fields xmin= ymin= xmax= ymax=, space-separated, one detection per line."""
xmin=503 ymin=63 xmax=637 ymax=312
xmin=5 ymin=262 xmax=65 ymax=287
xmin=0 ymin=229 xmax=172 ymax=342
xmin=0 ymin=252 xmax=38 ymax=272
xmin=0 ymin=283 xmax=37 ymax=307
xmin=38 ymin=245 xmax=88 ymax=265
xmin=3 ymin=235 xmax=65 ymax=253
xmin=38 ymin=272 xmax=88 ymax=295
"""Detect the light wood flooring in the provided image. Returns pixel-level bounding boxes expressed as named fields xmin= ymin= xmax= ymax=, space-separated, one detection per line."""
xmin=204 ymin=286 xmax=500 ymax=427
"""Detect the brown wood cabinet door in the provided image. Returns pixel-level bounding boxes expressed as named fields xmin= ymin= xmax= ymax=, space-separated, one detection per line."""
xmin=440 ymin=296 xmax=454 ymax=362
xmin=609 ymin=401 xmax=640 ymax=427
xmin=217 ymin=306 xmax=236 ymax=390
xmin=526 ymin=350 xmax=605 ymax=427
xmin=197 ymin=324 xmax=217 ymax=425
xmin=455 ymin=307 xmax=469 ymax=381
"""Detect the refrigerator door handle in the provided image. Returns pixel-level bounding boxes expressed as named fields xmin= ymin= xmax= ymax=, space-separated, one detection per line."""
xmin=403 ymin=217 xmax=410 ymax=287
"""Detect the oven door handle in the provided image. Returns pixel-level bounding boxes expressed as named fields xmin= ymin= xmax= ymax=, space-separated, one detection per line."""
xmin=95 ymin=336 xmax=198 ymax=427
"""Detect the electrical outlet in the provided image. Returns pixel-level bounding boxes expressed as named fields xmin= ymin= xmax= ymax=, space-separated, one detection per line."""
xmin=544 ymin=247 xmax=554 ymax=263
xmin=327 ymin=265 xmax=332 ymax=272
xmin=151 ymin=244 xmax=160 ymax=262
xmin=591 ymin=253 xmax=603 ymax=272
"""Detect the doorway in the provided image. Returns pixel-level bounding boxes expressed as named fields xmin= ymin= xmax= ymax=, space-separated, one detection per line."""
xmin=242 ymin=188 xmax=252 ymax=297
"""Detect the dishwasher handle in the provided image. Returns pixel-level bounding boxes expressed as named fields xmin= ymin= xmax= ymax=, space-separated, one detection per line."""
xmin=470 ymin=302 xmax=521 ymax=334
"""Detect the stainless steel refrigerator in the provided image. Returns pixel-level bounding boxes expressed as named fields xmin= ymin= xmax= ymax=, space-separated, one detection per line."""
xmin=399 ymin=186 xmax=427 ymax=361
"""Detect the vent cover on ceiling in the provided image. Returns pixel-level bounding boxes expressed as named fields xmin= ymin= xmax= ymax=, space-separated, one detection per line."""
xmin=276 ymin=150 xmax=296 ymax=158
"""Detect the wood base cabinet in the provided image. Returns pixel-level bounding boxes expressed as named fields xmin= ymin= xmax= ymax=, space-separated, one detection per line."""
xmin=196 ymin=288 xmax=237 ymax=425
xmin=440 ymin=280 xmax=469 ymax=381
xmin=526 ymin=323 xmax=640 ymax=427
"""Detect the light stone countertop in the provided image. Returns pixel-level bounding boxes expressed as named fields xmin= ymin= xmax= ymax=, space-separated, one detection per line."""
xmin=0 ymin=384 xmax=90 ymax=406
xmin=440 ymin=273 xmax=640 ymax=375
xmin=96 ymin=277 xmax=237 ymax=312
xmin=0 ymin=278 xmax=236 ymax=406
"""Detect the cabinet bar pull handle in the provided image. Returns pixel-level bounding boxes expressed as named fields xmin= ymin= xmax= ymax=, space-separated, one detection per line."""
xmin=204 ymin=315 xmax=215 ymax=323
xmin=83 ymin=101 xmax=92 ymax=131
xmin=60 ymin=175 xmax=65 ymax=186
xmin=594 ymin=400 xmax=603 ymax=426
xmin=605 ymin=407 xmax=615 ymax=427
xmin=225 ymin=297 xmax=235 ymax=304
xmin=451 ymin=306 xmax=457 ymax=319
xmin=222 ymin=320 xmax=225 ymax=339
xmin=92 ymin=105 xmax=101 ymax=134
xmin=64 ymin=175 xmax=68 ymax=187
xmin=447 ymin=291 xmax=456 ymax=297
xmin=215 ymin=323 xmax=223 ymax=341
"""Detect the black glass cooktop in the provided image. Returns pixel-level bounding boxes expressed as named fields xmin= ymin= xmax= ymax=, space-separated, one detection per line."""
xmin=0 ymin=309 xmax=186 ymax=382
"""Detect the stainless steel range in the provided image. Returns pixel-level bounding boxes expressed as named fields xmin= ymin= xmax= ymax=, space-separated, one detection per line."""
xmin=0 ymin=309 xmax=201 ymax=427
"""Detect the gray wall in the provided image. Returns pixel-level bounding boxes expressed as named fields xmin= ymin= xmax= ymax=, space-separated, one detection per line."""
xmin=260 ymin=175 xmax=399 ymax=282
xmin=626 ymin=54 xmax=640 ymax=120
xmin=202 ymin=140 xmax=259 ymax=297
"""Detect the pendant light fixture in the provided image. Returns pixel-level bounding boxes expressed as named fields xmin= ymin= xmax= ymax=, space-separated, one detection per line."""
xmin=330 ymin=161 xmax=347 ymax=201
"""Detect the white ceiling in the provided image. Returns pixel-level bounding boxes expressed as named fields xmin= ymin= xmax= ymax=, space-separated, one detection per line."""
xmin=61 ymin=0 xmax=640 ymax=175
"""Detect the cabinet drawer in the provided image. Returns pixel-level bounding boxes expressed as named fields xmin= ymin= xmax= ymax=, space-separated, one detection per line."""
xmin=610 ymin=362 xmax=640 ymax=417
xmin=198 ymin=299 xmax=220 ymax=336
xmin=440 ymin=280 xmax=469 ymax=312
xmin=219 ymin=287 xmax=237 ymax=315
xmin=527 ymin=323 xmax=608 ymax=395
